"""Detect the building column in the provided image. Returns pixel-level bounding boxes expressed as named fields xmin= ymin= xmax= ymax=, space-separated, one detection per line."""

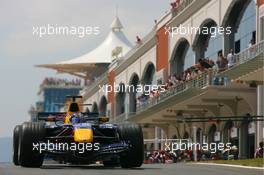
xmin=125 ymin=92 xmax=129 ymax=119
xmin=192 ymin=126 xmax=197 ymax=161
xmin=161 ymin=129 xmax=165 ymax=150
xmin=154 ymin=127 xmax=160 ymax=150
xmin=256 ymin=1 xmax=260 ymax=42
xmin=257 ymin=85 xmax=264 ymax=145
xmin=257 ymin=0 xmax=264 ymax=41
xmin=239 ymin=121 xmax=249 ymax=159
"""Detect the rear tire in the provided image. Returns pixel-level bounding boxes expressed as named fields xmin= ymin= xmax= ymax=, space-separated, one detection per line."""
xmin=19 ymin=122 xmax=46 ymax=167
xmin=118 ymin=123 xmax=144 ymax=168
xmin=13 ymin=125 xmax=21 ymax=166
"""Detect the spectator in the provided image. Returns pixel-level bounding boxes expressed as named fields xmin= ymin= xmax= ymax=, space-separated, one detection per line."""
xmin=248 ymin=38 xmax=255 ymax=48
xmin=227 ymin=49 xmax=236 ymax=68
xmin=222 ymin=146 xmax=229 ymax=160
xmin=136 ymin=36 xmax=142 ymax=45
xmin=170 ymin=2 xmax=177 ymax=9
xmin=208 ymin=59 xmax=215 ymax=68
xmin=216 ymin=52 xmax=228 ymax=72
xmin=198 ymin=58 xmax=212 ymax=69
xmin=159 ymin=150 xmax=166 ymax=163
xmin=249 ymin=38 xmax=256 ymax=54
xmin=185 ymin=69 xmax=192 ymax=81
xmin=170 ymin=0 xmax=181 ymax=9
xmin=229 ymin=145 xmax=239 ymax=160
xmin=255 ymin=141 xmax=264 ymax=158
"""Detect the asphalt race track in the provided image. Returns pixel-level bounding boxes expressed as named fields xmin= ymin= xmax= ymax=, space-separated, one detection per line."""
xmin=0 ymin=163 xmax=262 ymax=175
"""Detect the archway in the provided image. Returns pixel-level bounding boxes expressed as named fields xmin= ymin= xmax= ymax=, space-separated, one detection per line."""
xmin=115 ymin=83 xmax=126 ymax=116
xmin=223 ymin=120 xmax=235 ymax=144
xmin=222 ymin=0 xmax=255 ymax=54
xmin=91 ymin=102 xmax=98 ymax=113
xmin=208 ymin=124 xmax=217 ymax=143
xmin=193 ymin=18 xmax=218 ymax=61
xmin=128 ymin=73 xmax=140 ymax=113
xmin=141 ymin=62 xmax=155 ymax=86
xmin=183 ymin=131 xmax=189 ymax=139
xmin=85 ymin=107 xmax=90 ymax=113
xmin=196 ymin=128 xmax=202 ymax=144
xmin=172 ymin=134 xmax=178 ymax=139
xmin=170 ymin=38 xmax=193 ymax=75
xmin=99 ymin=95 xmax=107 ymax=117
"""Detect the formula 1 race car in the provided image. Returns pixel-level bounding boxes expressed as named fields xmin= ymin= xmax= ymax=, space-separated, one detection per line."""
xmin=13 ymin=96 xmax=144 ymax=168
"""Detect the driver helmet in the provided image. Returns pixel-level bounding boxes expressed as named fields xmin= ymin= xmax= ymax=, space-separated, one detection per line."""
xmin=70 ymin=113 xmax=81 ymax=123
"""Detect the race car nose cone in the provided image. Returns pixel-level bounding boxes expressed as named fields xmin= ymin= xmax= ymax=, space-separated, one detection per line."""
xmin=74 ymin=128 xmax=93 ymax=143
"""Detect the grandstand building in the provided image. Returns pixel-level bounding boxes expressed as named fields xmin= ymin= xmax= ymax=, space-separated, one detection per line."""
xmin=30 ymin=78 xmax=82 ymax=120
xmin=40 ymin=0 xmax=264 ymax=159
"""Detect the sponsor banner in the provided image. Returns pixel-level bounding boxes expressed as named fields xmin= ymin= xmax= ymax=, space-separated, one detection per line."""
xmin=214 ymin=131 xmax=221 ymax=142
xmin=203 ymin=135 xmax=206 ymax=143
xmin=230 ymin=127 xmax=238 ymax=138
xmin=248 ymin=122 xmax=256 ymax=134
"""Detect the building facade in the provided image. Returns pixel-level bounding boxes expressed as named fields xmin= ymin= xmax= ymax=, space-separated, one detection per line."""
xmin=79 ymin=0 xmax=264 ymax=159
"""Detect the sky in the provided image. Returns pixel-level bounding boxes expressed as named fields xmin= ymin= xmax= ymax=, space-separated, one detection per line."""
xmin=0 ymin=0 xmax=170 ymax=137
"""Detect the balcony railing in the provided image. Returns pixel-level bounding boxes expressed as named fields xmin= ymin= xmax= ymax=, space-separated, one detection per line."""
xmin=234 ymin=40 xmax=264 ymax=65
xmin=219 ymin=40 xmax=264 ymax=77
xmin=112 ymin=70 xmax=214 ymax=123
xmin=113 ymin=40 xmax=264 ymax=122
xmin=136 ymin=70 xmax=212 ymax=114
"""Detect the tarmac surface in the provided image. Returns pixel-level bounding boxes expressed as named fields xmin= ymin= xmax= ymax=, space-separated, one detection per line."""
xmin=0 ymin=162 xmax=262 ymax=175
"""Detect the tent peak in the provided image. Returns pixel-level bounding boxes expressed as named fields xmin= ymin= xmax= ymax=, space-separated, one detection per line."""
xmin=111 ymin=16 xmax=123 ymax=31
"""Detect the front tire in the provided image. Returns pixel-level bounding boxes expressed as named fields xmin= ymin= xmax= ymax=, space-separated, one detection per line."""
xmin=13 ymin=125 xmax=21 ymax=166
xmin=103 ymin=158 xmax=119 ymax=167
xmin=19 ymin=122 xmax=46 ymax=167
xmin=118 ymin=123 xmax=144 ymax=168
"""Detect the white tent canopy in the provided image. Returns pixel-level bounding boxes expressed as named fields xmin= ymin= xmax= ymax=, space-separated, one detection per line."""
xmin=37 ymin=16 xmax=133 ymax=79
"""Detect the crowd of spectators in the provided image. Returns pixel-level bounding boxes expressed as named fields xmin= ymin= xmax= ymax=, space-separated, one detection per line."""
xmin=136 ymin=58 xmax=216 ymax=107
xmin=145 ymin=141 xmax=263 ymax=164
xmin=146 ymin=150 xmax=175 ymax=164
xmin=136 ymin=45 xmax=256 ymax=108
xmin=145 ymin=145 xmax=241 ymax=164
xmin=136 ymin=37 xmax=257 ymax=108
xmin=41 ymin=77 xmax=82 ymax=87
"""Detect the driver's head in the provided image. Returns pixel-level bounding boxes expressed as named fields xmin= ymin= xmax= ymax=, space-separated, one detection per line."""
xmin=70 ymin=113 xmax=81 ymax=123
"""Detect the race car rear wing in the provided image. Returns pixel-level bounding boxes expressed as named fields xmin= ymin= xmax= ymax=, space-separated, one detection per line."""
xmin=36 ymin=112 xmax=99 ymax=122
xmin=36 ymin=112 xmax=66 ymax=121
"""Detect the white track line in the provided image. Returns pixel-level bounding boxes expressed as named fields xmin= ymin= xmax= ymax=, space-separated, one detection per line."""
xmin=191 ymin=162 xmax=264 ymax=170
